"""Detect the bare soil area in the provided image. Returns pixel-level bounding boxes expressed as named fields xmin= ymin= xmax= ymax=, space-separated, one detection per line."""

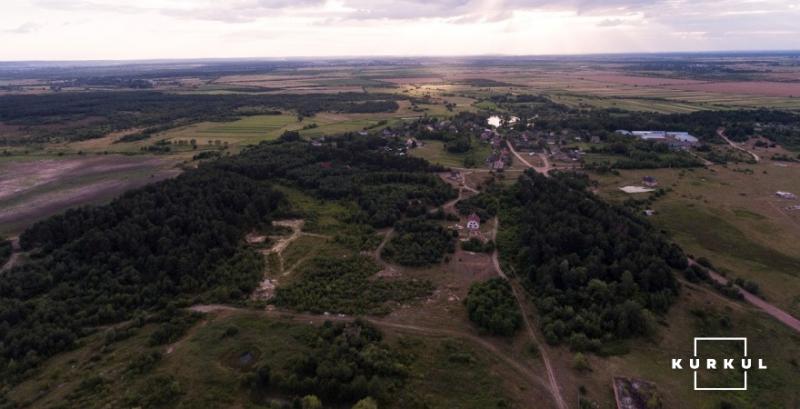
xmin=0 ymin=155 xmax=180 ymax=235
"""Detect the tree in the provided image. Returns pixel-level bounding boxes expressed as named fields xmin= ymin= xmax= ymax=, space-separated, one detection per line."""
xmin=302 ymin=395 xmax=322 ymax=409
xmin=573 ymin=353 xmax=591 ymax=372
xmin=353 ymin=397 xmax=379 ymax=409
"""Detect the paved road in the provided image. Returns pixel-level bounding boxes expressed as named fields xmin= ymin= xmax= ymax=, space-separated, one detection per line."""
xmin=718 ymin=128 xmax=760 ymax=163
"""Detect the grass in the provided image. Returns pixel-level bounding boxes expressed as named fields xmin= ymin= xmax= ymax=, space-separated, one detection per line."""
xmin=273 ymin=185 xmax=352 ymax=234
xmin=391 ymin=337 xmax=520 ymax=409
xmin=160 ymin=114 xmax=299 ymax=148
xmin=410 ymin=140 xmax=493 ymax=168
xmin=591 ymin=164 xmax=800 ymax=317
xmin=560 ymin=283 xmax=800 ymax=409
xmin=7 ymin=310 xmax=524 ymax=409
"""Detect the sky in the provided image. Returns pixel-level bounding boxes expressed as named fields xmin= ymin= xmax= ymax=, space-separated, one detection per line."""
xmin=1 ymin=0 xmax=799 ymax=60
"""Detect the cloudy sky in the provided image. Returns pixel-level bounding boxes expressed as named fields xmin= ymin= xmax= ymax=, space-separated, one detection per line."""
xmin=1 ymin=0 xmax=799 ymax=60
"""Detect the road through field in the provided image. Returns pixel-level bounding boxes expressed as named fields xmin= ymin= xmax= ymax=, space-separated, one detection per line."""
xmin=718 ymin=128 xmax=760 ymax=163
xmin=491 ymin=220 xmax=568 ymax=409
xmin=689 ymin=259 xmax=800 ymax=334
xmin=188 ymin=304 xmax=555 ymax=403
xmin=1 ymin=237 xmax=20 ymax=273
xmin=507 ymin=140 xmax=552 ymax=175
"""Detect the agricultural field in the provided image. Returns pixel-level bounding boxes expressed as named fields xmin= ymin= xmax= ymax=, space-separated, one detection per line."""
xmin=0 ymin=154 xmax=180 ymax=236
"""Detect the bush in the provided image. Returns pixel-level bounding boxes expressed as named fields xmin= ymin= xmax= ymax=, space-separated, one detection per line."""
xmin=572 ymin=353 xmax=591 ymax=372
xmin=461 ymin=238 xmax=495 ymax=253
xmin=381 ymin=219 xmax=454 ymax=267
xmin=464 ymin=278 xmax=522 ymax=336
xmin=126 ymin=375 xmax=182 ymax=409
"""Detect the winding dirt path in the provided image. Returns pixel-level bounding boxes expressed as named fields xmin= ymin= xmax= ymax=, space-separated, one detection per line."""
xmin=718 ymin=128 xmax=760 ymax=163
xmin=187 ymin=304 xmax=553 ymax=396
xmin=1 ymin=237 xmax=20 ymax=273
xmin=491 ymin=219 xmax=568 ymax=409
xmin=507 ymin=140 xmax=553 ymax=176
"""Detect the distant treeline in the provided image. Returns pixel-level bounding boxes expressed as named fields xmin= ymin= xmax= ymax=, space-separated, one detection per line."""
xmin=495 ymin=94 xmax=800 ymax=148
xmin=218 ymin=137 xmax=454 ymax=227
xmin=0 ymin=91 xmax=402 ymax=144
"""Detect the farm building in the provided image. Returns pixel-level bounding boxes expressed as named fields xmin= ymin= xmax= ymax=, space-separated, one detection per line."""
xmin=616 ymin=130 xmax=699 ymax=148
xmin=642 ymin=176 xmax=658 ymax=188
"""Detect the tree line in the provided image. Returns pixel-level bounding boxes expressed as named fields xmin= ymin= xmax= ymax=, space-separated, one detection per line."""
xmin=0 ymin=91 xmax=402 ymax=144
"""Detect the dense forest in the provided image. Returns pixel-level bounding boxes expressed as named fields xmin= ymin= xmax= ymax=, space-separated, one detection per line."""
xmin=496 ymin=171 xmax=686 ymax=352
xmin=464 ymin=278 xmax=521 ymax=336
xmin=0 ymin=136 xmax=454 ymax=386
xmin=2 ymin=169 xmax=286 ymax=382
xmin=257 ymin=320 xmax=409 ymax=405
xmin=381 ymin=218 xmax=455 ymax=267
xmin=218 ymin=138 xmax=456 ymax=227
xmin=0 ymin=238 xmax=11 ymax=267
xmin=0 ymin=91 xmax=402 ymax=144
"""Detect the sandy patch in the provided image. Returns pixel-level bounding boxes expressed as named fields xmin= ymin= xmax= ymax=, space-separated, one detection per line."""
xmin=620 ymin=186 xmax=655 ymax=194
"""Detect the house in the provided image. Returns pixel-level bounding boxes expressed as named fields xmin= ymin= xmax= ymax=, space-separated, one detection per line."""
xmin=776 ymin=191 xmax=798 ymax=200
xmin=448 ymin=170 xmax=461 ymax=181
xmin=492 ymin=160 xmax=505 ymax=171
xmin=466 ymin=213 xmax=481 ymax=231
xmin=642 ymin=176 xmax=658 ymax=188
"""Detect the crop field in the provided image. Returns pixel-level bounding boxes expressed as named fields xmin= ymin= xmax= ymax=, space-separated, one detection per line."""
xmin=0 ymin=155 xmax=180 ymax=236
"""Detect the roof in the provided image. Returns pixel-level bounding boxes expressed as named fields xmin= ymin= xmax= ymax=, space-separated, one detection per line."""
xmin=467 ymin=213 xmax=481 ymax=223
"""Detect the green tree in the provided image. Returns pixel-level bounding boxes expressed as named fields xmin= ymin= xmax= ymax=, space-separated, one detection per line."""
xmin=302 ymin=395 xmax=323 ymax=409
xmin=353 ymin=397 xmax=379 ymax=409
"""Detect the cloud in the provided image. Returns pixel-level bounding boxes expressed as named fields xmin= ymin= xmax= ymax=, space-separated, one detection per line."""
xmin=597 ymin=18 xmax=625 ymax=27
xmin=5 ymin=22 xmax=40 ymax=34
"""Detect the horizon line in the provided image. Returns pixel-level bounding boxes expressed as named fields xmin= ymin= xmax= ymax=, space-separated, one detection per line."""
xmin=2 ymin=49 xmax=800 ymax=64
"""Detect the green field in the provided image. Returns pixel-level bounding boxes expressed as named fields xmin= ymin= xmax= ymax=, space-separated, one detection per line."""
xmin=410 ymin=140 xmax=493 ymax=168
xmin=7 ymin=311 xmax=521 ymax=409
xmin=592 ymin=164 xmax=800 ymax=317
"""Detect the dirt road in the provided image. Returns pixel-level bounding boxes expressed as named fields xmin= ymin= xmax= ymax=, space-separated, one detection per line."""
xmin=491 ymin=219 xmax=567 ymax=409
xmin=506 ymin=141 xmax=552 ymax=176
xmin=1 ymin=237 xmax=20 ymax=272
xmin=690 ymin=260 xmax=800 ymax=334
xmin=188 ymin=304 xmax=554 ymax=398
xmin=718 ymin=129 xmax=760 ymax=163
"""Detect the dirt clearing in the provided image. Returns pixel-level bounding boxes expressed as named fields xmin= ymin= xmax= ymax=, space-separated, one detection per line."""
xmin=0 ymin=155 xmax=180 ymax=235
